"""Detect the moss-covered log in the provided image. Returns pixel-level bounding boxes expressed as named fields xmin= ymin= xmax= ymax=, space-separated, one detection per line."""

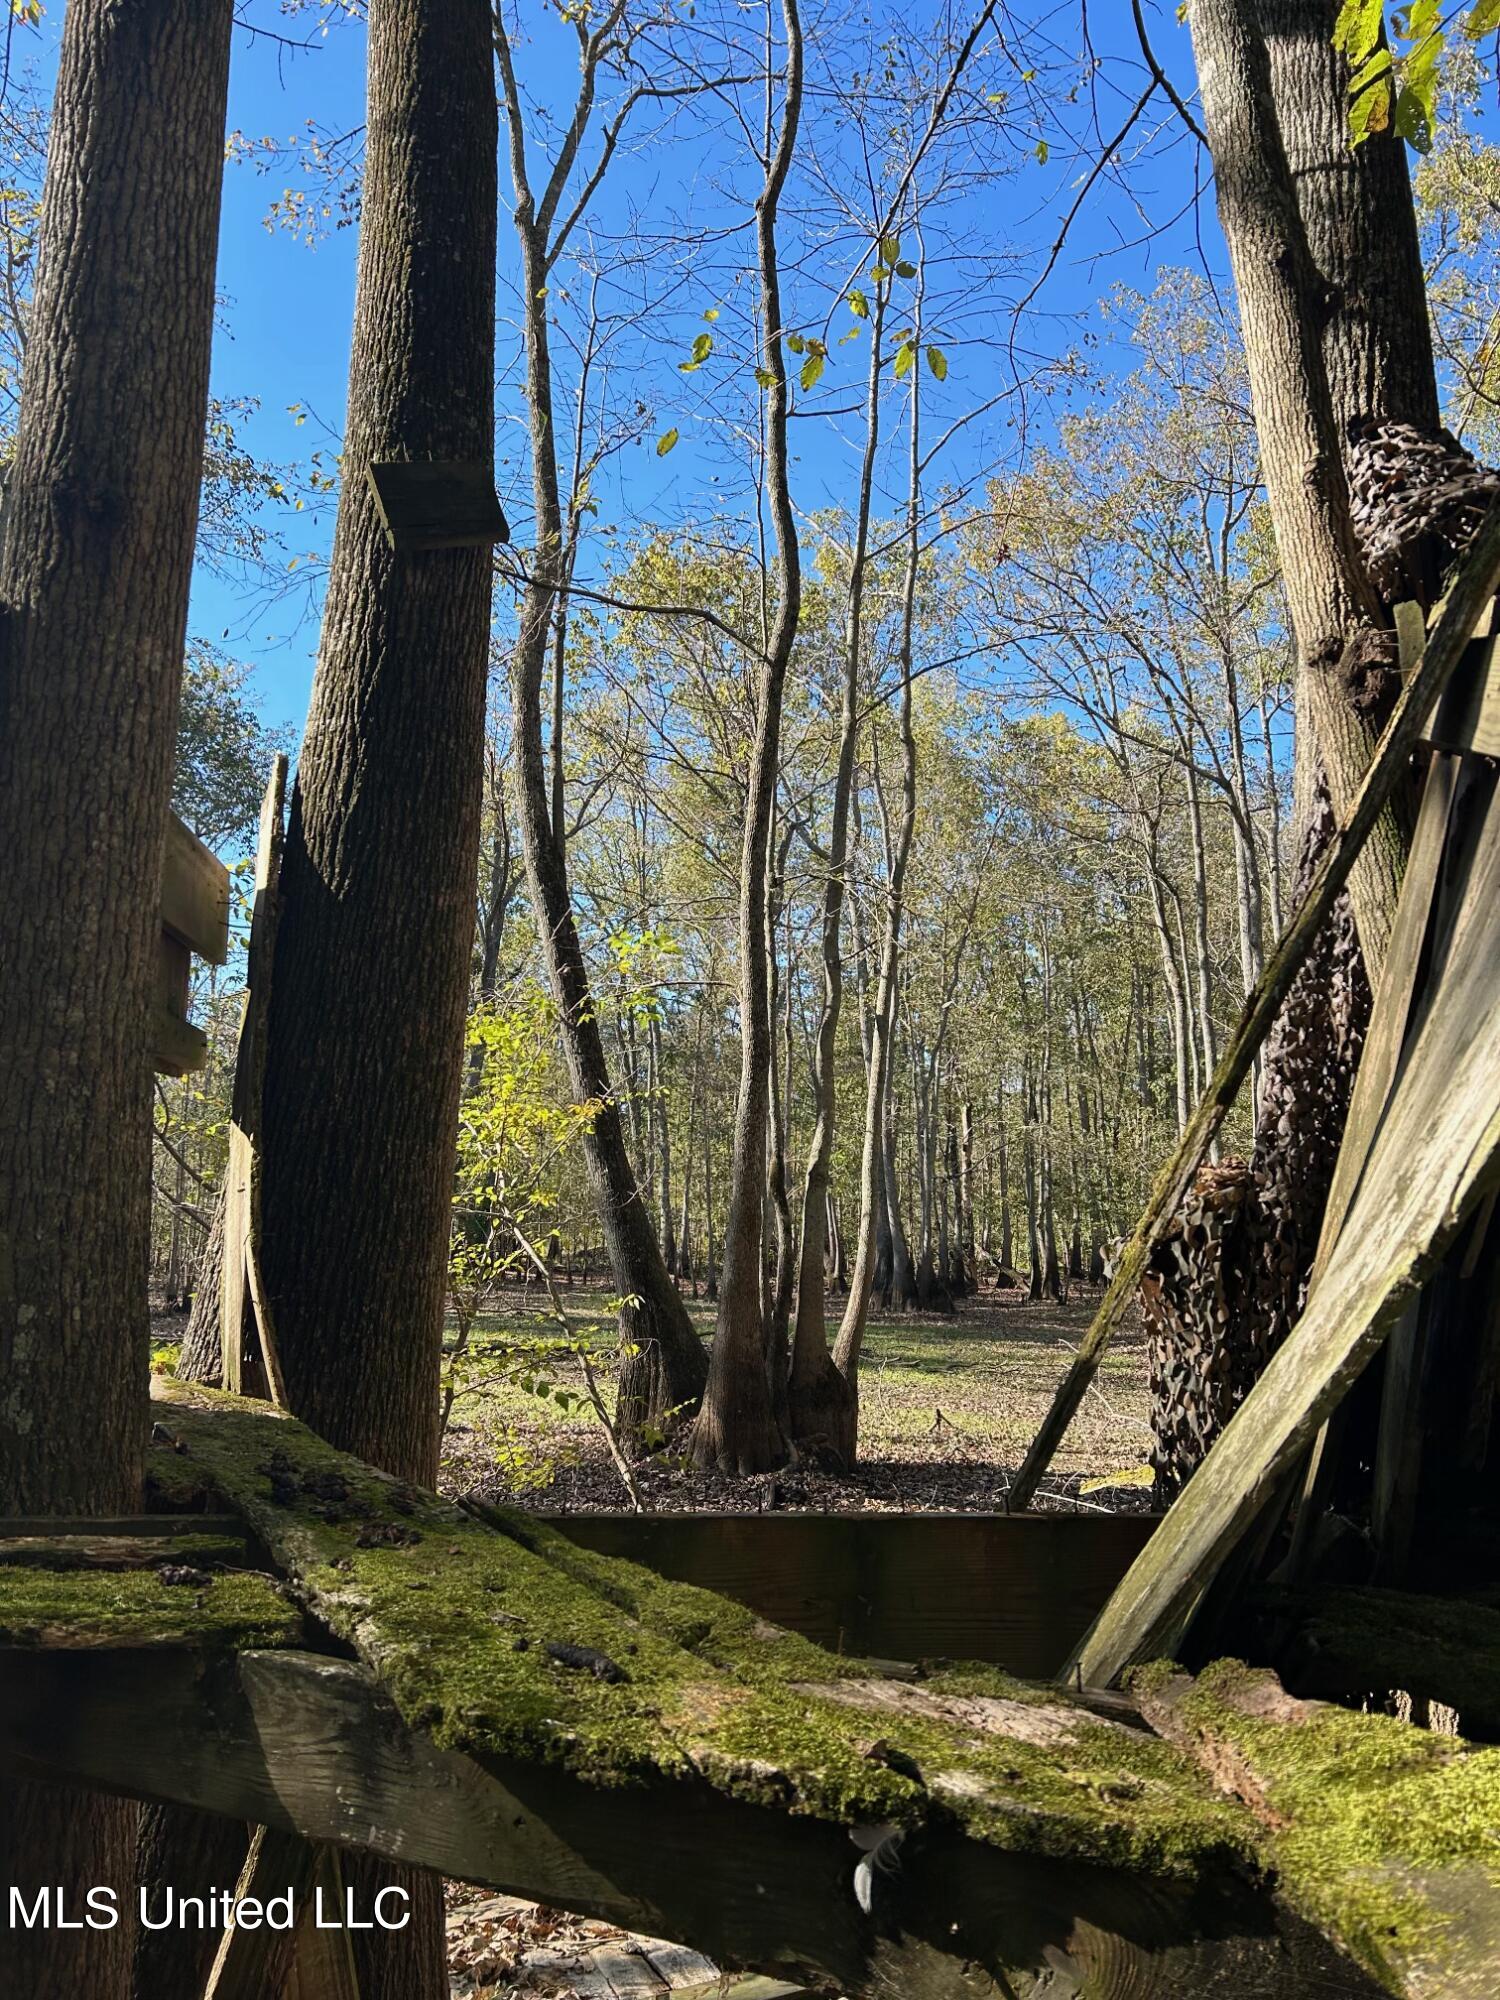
xmin=1266 ymin=1587 xmax=1500 ymax=1741
xmin=0 ymin=1545 xmax=299 ymax=1650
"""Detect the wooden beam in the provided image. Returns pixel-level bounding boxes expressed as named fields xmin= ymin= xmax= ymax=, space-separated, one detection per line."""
xmin=364 ymin=460 xmax=508 ymax=552
xmin=0 ymin=1645 xmax=1384 ymax=1999
xmin=162 ymin=810 xmax=230 ymax=964
xmin=152 ymin=1002 xmax=209 ymax=1079
xmin=1069 ymin=762 xmax=1500 ymax=1686
xmin=1423 ymin=631 xmax=1500 ymax=758
xmin=544 ymin=1510 xmax=1156 ymax=1678
xmin=0 ymin=1530 xmax=248 ymax=1571
xmin=1007 ymin=510 xmax=1500 ymax=1511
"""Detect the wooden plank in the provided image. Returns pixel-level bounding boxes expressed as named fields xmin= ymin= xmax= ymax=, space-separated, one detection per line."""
xmin=1005 ymin=510 xmax=1500 ymax=1511
xmin=161 ymin=809 xmax=230 ymax=964
xmin=152 ymin=1002 xmax=208 ymax=1079
xmin=0 ymin=1645 xmax=1385 ymax=2000
xmin=157 ymin=928 xmax=192 ymax=1021
xmin=590 ymin=1942 xmax=669 ymax=1996
xmin=1070 ymin=763 xmax=1500 ymax=1686
xmin=545 ymin=1512 xmax=1156 ymax=1677
xmin=365 ymin=460 xmax=508 ymax=551
xmin=203 ymin=1823 xmax=314 ymax=2000
xmin=1424 ymin=633 xmax=1500 ymax=757
xmin=221 ymin=757 xmax=288 ymax=1400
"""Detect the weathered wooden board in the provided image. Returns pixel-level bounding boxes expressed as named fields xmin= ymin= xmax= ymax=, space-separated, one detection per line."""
xmin=0 ymin=1646 xmax=1383 ymax=2000
xmin=365 ymin=460 xmax=508 ymax=551
xmin=152 ymin=999 xmax=209 ymax=1078
xmin=1072 ymin=763 xmax=1500 ymax=1686
xmin=203 ymin=1823 xmax=313 ymax=2000
xmin=1423 ymin=632 xmax=1500 ymax=757
xmin=546 ymin=1511 xmax=1157 ymax=1676
xmin=221 ymin=757 xmax=287 ymax=1401
xmin=161 ymin=809 xmax=230 ymax=963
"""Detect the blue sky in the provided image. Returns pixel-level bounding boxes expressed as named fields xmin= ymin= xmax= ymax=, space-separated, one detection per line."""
xmin=16 ymin=2 xmax=1222 ymax=737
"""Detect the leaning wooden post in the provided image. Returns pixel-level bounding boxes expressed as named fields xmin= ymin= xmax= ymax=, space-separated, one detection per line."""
xmin=220 ymin=755 xmax=289 ymax=1402
xmin=1007 ymin=506 xmax=1500 ymax=1510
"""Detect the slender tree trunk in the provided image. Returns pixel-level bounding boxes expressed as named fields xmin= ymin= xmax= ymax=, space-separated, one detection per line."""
xmin=250 ymin=11 xmax=498 ymax=1994
xmin=496 ymin=24 xmax=707 ymax=1440
xmin=834 ymin=420 xmax=921 ymax=1375
xmin=692 ymin=0 xmax=803 ymax=1472
xmin=0 ymin=7 xmax=232 ymax=1994
xmin=787 ymin=285 xmax=886 ymax=1461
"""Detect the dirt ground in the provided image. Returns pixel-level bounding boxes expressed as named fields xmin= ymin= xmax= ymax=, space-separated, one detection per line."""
xmin=441 ymin=1283 xmax=1153 ymax=1515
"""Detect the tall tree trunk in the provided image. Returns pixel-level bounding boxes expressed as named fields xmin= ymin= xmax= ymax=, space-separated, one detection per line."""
xmin=1187 ymin=0 xmax=1403 ymax=967
xmin=496 ymin=23 xmax=708 ymax=1441
xmin=834 ymin=362 xmax=922 ymax=1378
xmin=692 ymin=0 xmax=803 ymax=1472
xmin=0 ymin=7 xmax=232 ymax=1995
xmin=252 ymin=9 xmax=498 ymax=1993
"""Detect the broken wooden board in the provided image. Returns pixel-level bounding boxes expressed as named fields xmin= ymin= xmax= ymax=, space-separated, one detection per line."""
xmin=1006 ymin=510 xmax=1500 ymax=1512
xmin=0 ymin=1642 xmax=1389 ymax=1999
xmin=365 ymin=460 xmax=508 ymax=551
xmin=1070 ymin=762 xmax=1500 ymax=1688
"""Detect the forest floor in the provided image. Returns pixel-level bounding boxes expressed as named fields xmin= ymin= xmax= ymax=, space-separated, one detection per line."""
xmin=441 ymin=1283 xmax=1155 ymax=1514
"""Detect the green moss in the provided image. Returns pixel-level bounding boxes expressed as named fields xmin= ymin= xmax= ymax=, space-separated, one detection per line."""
xmin=150 ymin=1382 xmax=1258 ymax=1883
xmin=0 ymin=1563 xmax=301 ymax=1649
xmin=1155 ymin=1659 xmax=1500 ymax=1990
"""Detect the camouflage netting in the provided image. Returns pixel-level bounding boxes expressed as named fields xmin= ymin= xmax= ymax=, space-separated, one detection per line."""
xmin=1144 ymin=786 xmax=1370 ymax=1499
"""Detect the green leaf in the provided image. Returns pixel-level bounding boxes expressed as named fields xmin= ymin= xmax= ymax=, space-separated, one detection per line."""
xmin=656 ymin=427 xmax=679 ymax=456
xmin=1079 ymin=1465 xmax=1154 ymax=1495
xmin=786 ymin=332 xmax=807 ymax=354
xmin=926 ymin=344 xmax=947 ymax=381
xmin=703 ymin=305 xmax=721 ymax=320
xmin=679 ymin=331 xmax=714 ymax=373
xmin=848 ymin=288 xmax=870 ymax=319
xmin=754 ymin=366 xmax=776 ymax=388
xmin=893 ymin=340 xmax=916 ymax=379
xmin=879 ymin=233 xmax=901 ymax=264
xmin=895 ymin=260 xmax=918 ymax=278
xmin=1333 ymin=0 xmax=1387 ymax=63
xmin=800 ymin=348 xmax=825 ymax=391
xmin=1034 ymin=139 xmax=1049 ymax=165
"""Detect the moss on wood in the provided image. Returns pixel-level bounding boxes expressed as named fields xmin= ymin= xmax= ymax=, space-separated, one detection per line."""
xmin=1134 ymin=1660 xmax=1500 ymax=1996
xmin=0 ymin=1560 xmax=301 ymax=1650
xmin=148 ymin=1380 xmax=1253 ymax=1883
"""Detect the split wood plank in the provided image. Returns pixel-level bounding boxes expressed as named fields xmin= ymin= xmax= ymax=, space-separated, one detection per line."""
xmin=203 ymin=1824 xmax=314 ymax=2000
xmin=1008 ymin=508 xmax=1500 ymax=1511
xmin=0 ymin=1530 xmax=247 ymax=1570
xmin=221 ymin=755 xmax=288 ymax=1402
xmin=1069 ymin=758 xmax=1500 ymax=1686
xmin=590 ymin=1942 xmax=670 ymax=1997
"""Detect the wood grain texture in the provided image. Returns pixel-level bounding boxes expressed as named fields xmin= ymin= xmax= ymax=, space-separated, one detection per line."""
xmin=0 ymin=1645 xmax=1384 ymax=2000
xmin=1073 ymin=763 xmax=1500 ymax=1684
xmin=161 ymin=809 xmax=230 ymax=962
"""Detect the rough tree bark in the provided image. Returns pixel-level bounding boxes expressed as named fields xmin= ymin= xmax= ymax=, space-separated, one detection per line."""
xmin=250 ymin=7 xmax=499 ymax=1994
xmin=0 ymin=6 xmax=233 ymax=1995
xmin=691 ymin=0 xmax=804 ymax=1472
xmin=495 ymin=12 xmax=708 ymax=1441
xmin=1187 ymin=0 xmax=1403 ymax=966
